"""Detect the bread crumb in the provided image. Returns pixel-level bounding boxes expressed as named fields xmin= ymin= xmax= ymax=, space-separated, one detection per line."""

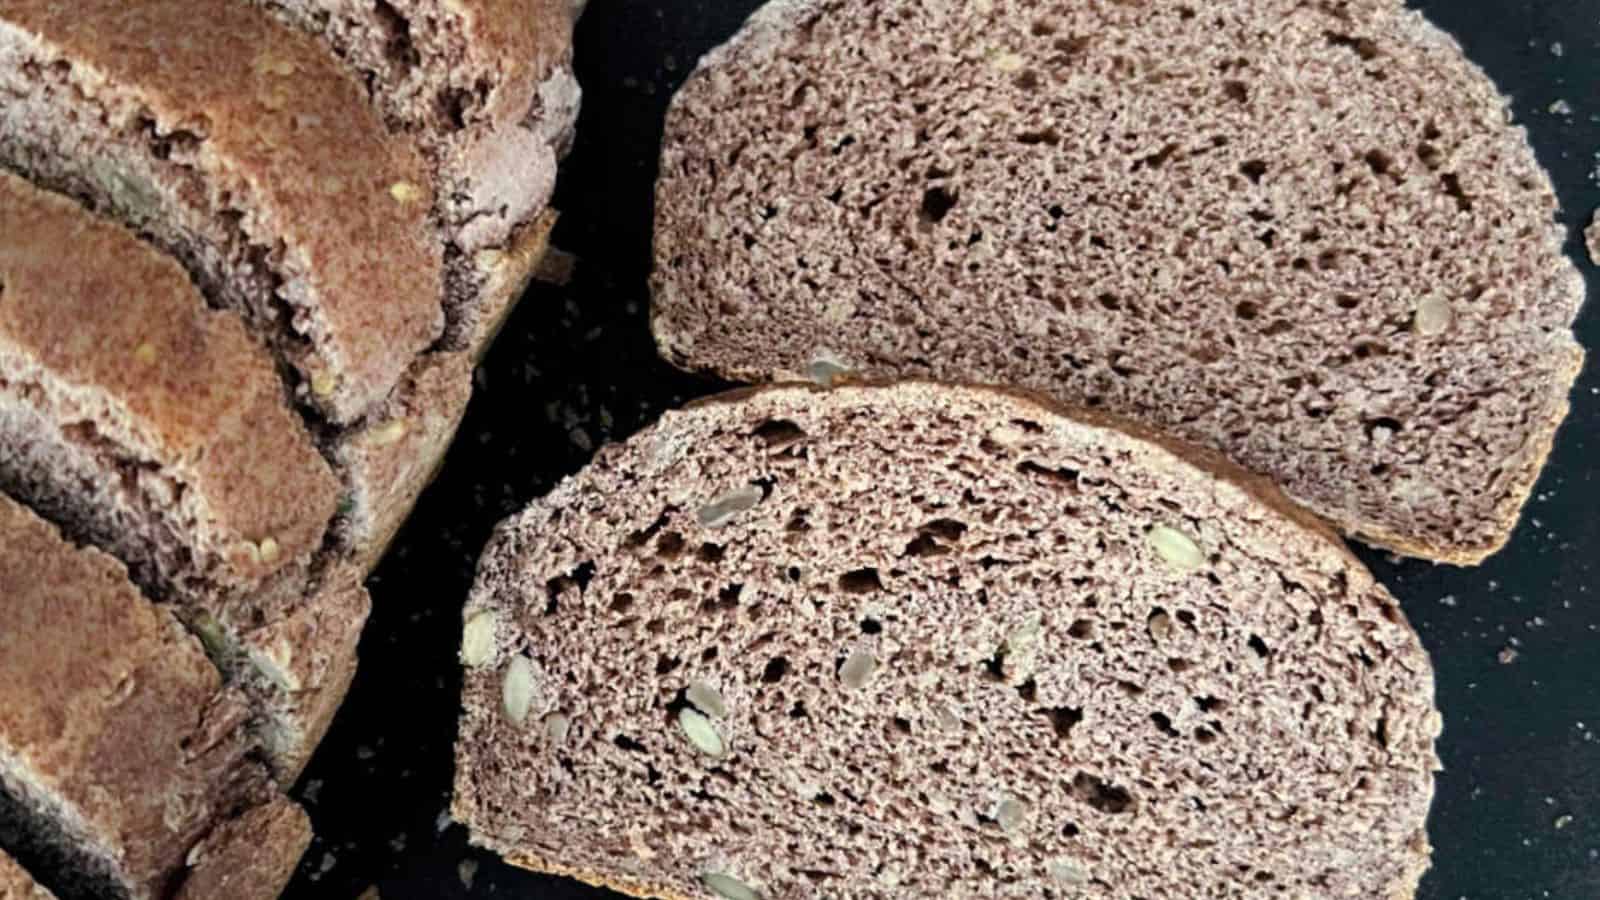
xmin=1497 ymin=646 xmax=1519 ymax=665
xmin=1555 ymin=814 xmax=1574 ymax=830
xmin=1586 ymin=209 xmax=1600 ymax=266
xmin=458 ymin=859 xmax=479 ymax=890
xmin=1548 ymin=99 xmax=1573 ymax=116
xmin=535 ymin=247 xmax=578 ymax=286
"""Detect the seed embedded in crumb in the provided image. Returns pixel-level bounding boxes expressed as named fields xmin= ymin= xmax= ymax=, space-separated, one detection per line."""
xmin=702 ymin=872 xmax=761 ymax=900
xmin=697 ymin=486 xmax=764 ymax=528
xmin=1413 ymin=295 xmax=1454 ymax=336
xmin=1148 ymin=611 xmax=1174 ymax=641
xmin=839 ymin=649 xmax=878 ymax=689
xmin=687 ymin=680 xmax=729 ymax=718
xmin=807 ymin=357 xmax=851 ymax=386
xmin=502 ymin=656 xmax=535 ymax=726
xmin=991 ymin=51 xmax=1026 ymax=72
xmin=310 ymin=370 xmax=337 ymax=397
xmin=544 ymin=713 xmax=571 ymax=743
xmin=678 ymin=708 xmax=726 ymax=757
xmin=370 ymin=419 xmax=408 ymax=446
xmin=389 ymin=181 xmax=423 ymax=204
xmin=257 ymin=537 xmax=281 ymax=564
xmin=1048 ymin=858 xmax=1090 ymax=884
xmin=460 ymin=611 xmax=497 ymax=668
xmin=134 ymin=342 xmax=158 ymax=365
xmin=996 ymin=796 xmax=1030 ymax=833
xmin=1147 ymin=525 xmax=1205 ymax=571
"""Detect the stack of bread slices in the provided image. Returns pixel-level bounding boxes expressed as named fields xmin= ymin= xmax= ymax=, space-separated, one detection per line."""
xmin=0 ymin=1 xmax=579 ymax=897
xmin=452 ymin=1 xmax=1586 ymax=899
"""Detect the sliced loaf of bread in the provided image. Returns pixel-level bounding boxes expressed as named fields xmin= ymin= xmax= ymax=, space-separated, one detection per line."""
xmin=0 ymin=171 xmax=368 ymax=778
xmin=0 ymin=852 xmax=52 ymax=900
xmin=454 ymin=381 xmax=1440 ymax=899
xmin=0 ymin=0 xmax=443 ymax=426
xmin=0 ymin=492 xmax=310 ymax=900
xmin=652 ymin=0 xmax=1587 ymax=564
xmin=245 ymin=0 xmax=582 ymax=349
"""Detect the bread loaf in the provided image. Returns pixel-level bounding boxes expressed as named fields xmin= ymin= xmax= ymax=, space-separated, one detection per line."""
xmin=0 ymin=170 xmax=367 ymax=778
xmin=652 ymin=0 xmax=1587 ymax=564
xmin=454 ymin=381 xmax=1440 ymax=899
xmin=245 ymin=0 xmax=582 ymax=349
xmin=0 ymin=0 xmax=443 ymax=427
xmin=0 ymin=493 xmax=309 ymax=900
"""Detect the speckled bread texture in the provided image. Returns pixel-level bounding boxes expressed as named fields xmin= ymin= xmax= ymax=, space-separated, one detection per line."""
xmin=0 ymin=0 xmax=444 ymax=426
xmin=454 ymin=381 xmax=1441 ymax=900
xmin=0 ymin=493 xmax=303 ymax=900
xmin=1587 ymin=209 xmax=1600 ymax=266
xmin=0 ymin=851 xmax=52 ymax=900
xmin=244 ymin=0 xmax=582 ymax=348
xmin=651 ymin=0 xmax=1588 ymax=565
xmin=0 ymin=171 xmax=364 ymax=780
xmin=169 ymin=798 xmax=311 ymax=900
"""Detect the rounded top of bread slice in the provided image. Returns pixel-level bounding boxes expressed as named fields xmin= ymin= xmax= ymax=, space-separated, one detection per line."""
xmin=0 ymin=0 xmax=444 ymax=424
xmin=455 ymin=380 xmax=1439 ymax=900
xmin=652 ymin=0 xmax=1587 ymax=564
xmin=0 ymin=171 xmax=338 ymax=594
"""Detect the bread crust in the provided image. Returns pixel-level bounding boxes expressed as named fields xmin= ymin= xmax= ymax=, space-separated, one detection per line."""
xmin=170 ymin=798 xmax=311 ymax=900
xmin=0 ymin=0 xmax=444 ymax=425
xmin=472 ymin=378 xmax=1437 ymax=900
xmin=0 ymin=493 xmax=282 ymax=899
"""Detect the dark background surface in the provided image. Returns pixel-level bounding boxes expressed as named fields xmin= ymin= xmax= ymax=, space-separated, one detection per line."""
xmin=285 ymin=1 xmax=1600 ymax=897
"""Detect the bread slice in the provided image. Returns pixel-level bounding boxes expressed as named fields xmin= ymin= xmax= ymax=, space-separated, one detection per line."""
xmin=244 ymin=0 xmax=582 ymax=349
xmin=0 ymin=170 xmax=369 ymax=778
xmin=651 ymin=0 xmax=1587 ymax=564
xmin=0 ymin=851 xmax=53 ymax=900
xmin=0 ymin=492 xmax=311 ymax=900
xmin=168 ymin=799 xmax=311 ymax=900
xmin=0 ymin=0 xmax=443 ymax=426
xmin=453 ymin=381 xmax=1441 ymax=899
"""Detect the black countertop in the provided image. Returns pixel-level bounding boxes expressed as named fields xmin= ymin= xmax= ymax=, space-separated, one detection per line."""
xmin=286 ymin=1 xmax=1600 ymax=897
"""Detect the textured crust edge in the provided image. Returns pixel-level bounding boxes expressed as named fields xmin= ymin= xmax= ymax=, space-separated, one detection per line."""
xmin=481 ymin=377 xmax=1437 ymax=900
xmin=648 ymin=0 xmax=1589 ymax=568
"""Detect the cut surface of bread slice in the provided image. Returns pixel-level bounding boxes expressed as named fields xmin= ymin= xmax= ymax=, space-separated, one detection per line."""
xmin=0 ymin=851 xmax=52 ymax=900
xmin=0 ymin=0 xmax=444 ymax=426
xmin=652 ymin=0 xmax=1588 ymax=564
xmin=168 ymin=798 xmax=311 ymax=900
xmin=0 ymin=171 xmax=365 ymax=779
xmin=454 ymin=381 xmax=1441 ymax=900
xmin=245 ymin=0 xmax=582 ymax=348
xmin=0 ymin=493 xmax=309 ymax=900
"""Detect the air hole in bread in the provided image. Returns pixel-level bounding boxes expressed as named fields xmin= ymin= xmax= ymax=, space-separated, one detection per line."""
xmin=610 ymin=593 xmax=634 ymax=613
xmin=919 ymin=186 xmax=957 ymax=225
xmin=1016 ymin=678 xmax=1038 ymax=702
xmin=697 ymin=543 xmax=725 ymax=564
xmin=838 ymin=568 xmax=884 ymax=593
xmin=1324 ymin=32 xmax=1380 ymax=61
xmin=1071 ymin=772 xmax=1135 ymax=814
xmin=1239 ymin=159 xmax=1268 ymax=184
xmin=1222 ymin=79 xmax=1249 ymax=103
xmin=1364 ymin=149 xmax=1395 ymax=176
xmin=859 ymin=617 xmax=882 ymax=634
xmin=1439 ymin=172 xmax=1473 ymax=212
xmin=1066 ymin=618 xmax=1094 ymax=639
xmin=1150 ymin=712 xmax=1180 ymax=738
xmin=1040 ymin=706 xmax=1083 ymax=739
xmin=752 ymin=419 xmax=806 ymax=448
xmin=1247 ymin=634 xmax=1271 ymax=658
xmin=655 ymin=532 xmax=686 ymax=559
xmin=614 ymin=734 xmax=647 ymax=753
xmin=761 ymin=656 xmax=789 ymax=683
xmin=655 ymin=655 xmax=681 ymax=676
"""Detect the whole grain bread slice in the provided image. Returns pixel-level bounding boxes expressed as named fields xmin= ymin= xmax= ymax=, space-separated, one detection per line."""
xmin=244 ymin=0 xmax=582 ymax=349
xmin=651 ymin=0 xmax=1587 ymax=564
xmin=454 ymin=380 xmax=1441 ymax=900
xmin=0 ymin=492 xmax=311 ymax=900
xmin=0 ymin=0 xmax=443 ymax=426
xmin=0 ymin=851 xmax=52 ymax=900
xmin=0 ymin=171 xmax=368 ymax=779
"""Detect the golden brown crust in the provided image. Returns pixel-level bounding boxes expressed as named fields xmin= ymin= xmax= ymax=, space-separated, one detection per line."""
xmin=0 ymin=0 xmax=444 ymax=424
xmin=170 ymin=798 xmax=311 ymax=900
xmin=0 ymin=493 xmax=264 ymax=897
xmin=463 ymin=209 xmax=560 ymax=365
xmin=243 ymin=569 xmax=371 ymax=781
xmin=0 ymin=171 xmax=338 ymax=587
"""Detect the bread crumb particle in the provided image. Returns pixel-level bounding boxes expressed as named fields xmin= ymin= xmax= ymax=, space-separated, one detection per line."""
xmin=1497 ymin=646 xmax=1519 ymax=665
